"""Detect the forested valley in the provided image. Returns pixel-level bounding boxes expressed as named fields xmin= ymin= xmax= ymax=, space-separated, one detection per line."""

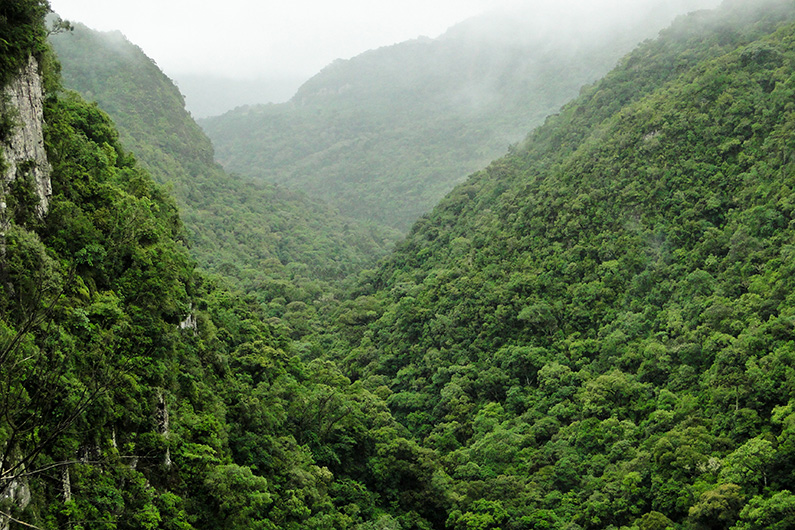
xmin=199 ymin=0 xmax=720 ymax=230
xmin=48 ymin=23 xmax=401 ymax=317
xmin=2 ymin=1 xmax=795 ymax=529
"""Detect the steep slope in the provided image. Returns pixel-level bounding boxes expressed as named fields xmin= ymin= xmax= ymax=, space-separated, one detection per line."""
xmin=49 ymin=24 xmax=400 ymax=307
xmin=12 ymin=1 xmax=795 ymax=529
xmin=201 ymin=0 xmax=720 ymax=230
xmin=2 ymin=6 xmax=447 ymax=530
xmin=326 ymin=0 xmax=795 ymax=527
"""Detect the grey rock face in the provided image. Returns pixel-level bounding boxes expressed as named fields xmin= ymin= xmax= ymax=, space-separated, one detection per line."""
xmin=0 ymin=474 xmax=31 ymax=530
xmin=0 ymin=55 xmax=51 ymax=529
xmin=1 ymin=55 xmax=52 ymax=218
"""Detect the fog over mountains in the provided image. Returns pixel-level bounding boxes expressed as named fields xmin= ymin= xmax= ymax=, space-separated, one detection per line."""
xmin=174 ymin=73 xmax=306 ymax=118
xmin=199 ymin=0 xmax=722 ymax=230
xmin=175 ymin=0 xmax=722 ymax=119
xmin=6 ymin=0 xmax=795 ymax=529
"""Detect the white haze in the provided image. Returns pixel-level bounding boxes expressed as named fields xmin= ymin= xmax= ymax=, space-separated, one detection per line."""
xmin=48 ymin=0 xmax=722 ymax=79
xmin=446 ymin=0 xmax=724 ymax=45
xmin=48 ymin=0 xmax=516 ymax=79
xmin=48 ymin=0 xmax=723 ymax=115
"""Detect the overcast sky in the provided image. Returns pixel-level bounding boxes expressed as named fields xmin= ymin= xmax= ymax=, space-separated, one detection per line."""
xmin=48 ymin=0 xmax=522 ymax=79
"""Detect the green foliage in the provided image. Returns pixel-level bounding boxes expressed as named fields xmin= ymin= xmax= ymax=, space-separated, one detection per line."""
xmin=203 ymin=464 xmax=273 ymax=529
xmin=447 ymin=500 xmax=508 ymax=530
xmin=733 ymin=490 xmax=795 ymax=530
xmin=0 ymin=77 xmax=196 ymax=528
xmin=688 ymin=484 xmax=745 ymax=530
xmin=0 ymin=0 xmax=49 ymax=88
xmin=200 ymin=5 xmax=680 ymax=230
xmin=9 ymin=1 xmax=795 ymax=529
xmin=49 ymin=24 xmax=400 ymax=311
xmin=310 ymin=1 xmax=795 ymax=528
xmin=2 ymin=20 xmax=428 ymax=529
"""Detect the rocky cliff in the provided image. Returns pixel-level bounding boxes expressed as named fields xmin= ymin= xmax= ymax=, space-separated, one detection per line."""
xmin=0 ymin=54 xmax=49 ymax=530
xmin=1 ymin=55 xmax=52 ymax=220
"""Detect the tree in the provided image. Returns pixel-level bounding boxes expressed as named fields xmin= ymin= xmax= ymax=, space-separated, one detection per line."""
xmin=447 ymin=500 xmax=509 ymax=530
xmin=203 ymin=464 xmax=274 ymax=530
xmin=635 ymin=511 xmax=675 ymax=530
xmin=688 ymin=484 xmax=745 ymax=530
xmin=719 ymin=436 xmax=775 ymax=493
xmin=733 ymin=490 xmax=795 ymax=530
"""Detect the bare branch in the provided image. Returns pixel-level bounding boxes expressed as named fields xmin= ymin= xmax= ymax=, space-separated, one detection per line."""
xmin=0 ymin=510 xmax=46 ymax=530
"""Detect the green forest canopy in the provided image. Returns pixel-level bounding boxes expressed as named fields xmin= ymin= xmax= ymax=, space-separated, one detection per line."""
xmin=3 ymin=0 xmax=795 ymax=529
xmin=48 ymin=22 xmax=401 ymax=298
xmin=200 ymin=2 xmax=684 ymax=230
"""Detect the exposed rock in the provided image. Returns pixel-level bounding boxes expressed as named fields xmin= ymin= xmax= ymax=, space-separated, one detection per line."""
xmin=61 ymin=466 xmax=71 ymax=503
xmin=155 ymin=391 xmax=172 ymax=469
xmin=1 ymin=55 xmax=52 ymax=219
xmin=156 ymin=391 xmax=169 ymax=435
xmin=179 ymin=302 xmax=197 ymax=331
xmin=0 ymin=476 xmax=31 ymax=530
xmin=179 ymin=312 xmax=197 ymax=331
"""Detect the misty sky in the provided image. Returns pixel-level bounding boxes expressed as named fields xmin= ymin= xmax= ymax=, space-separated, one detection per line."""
xmin=47 ymin=0 xmax=722 ymax=82
xmin=48 ymin=0 xmax=519 ymax=79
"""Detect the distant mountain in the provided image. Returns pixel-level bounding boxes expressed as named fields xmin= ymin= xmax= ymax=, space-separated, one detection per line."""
xmin=50 ymin=24 xmax=400 ymax=309
xmin=173 ymin=73 xmax=306 ymax=118
xmin=200 ymin=0 xmax=720 ymax=230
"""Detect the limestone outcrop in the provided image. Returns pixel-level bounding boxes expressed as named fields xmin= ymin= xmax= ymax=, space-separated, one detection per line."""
xmin=0 ymin=54 xmax=50 ymax=530
xmin=1 ymin=55 xmax=52 ymax=219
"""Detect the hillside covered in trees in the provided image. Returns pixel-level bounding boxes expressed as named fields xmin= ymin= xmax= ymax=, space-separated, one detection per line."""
xmin=3 ymin=0 xmax=795 ymax=529
xmin=319 ymin=0 xmax=795 ymax=527
xmin=49 ymin=23 xmax=400 ymax=309
xmin=200 ymin=0 xmax=719 ymax=230
xmin=1 ymin=3 xmax=439 ymax=529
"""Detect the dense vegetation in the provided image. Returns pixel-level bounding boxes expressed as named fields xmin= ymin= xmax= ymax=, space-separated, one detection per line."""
xmin=200 ymin=1 xmax=717 ymax=230
xmin=6 ymin=0 xmax=795 ymax=529
xmin=0 ymin=0 xmax=49 ymax=87
xmin=1 ymin=6 xmax=439 ymax=529
xmin=316 ymin=1 xmax=795 ymax=528
xmin=49 ymin=24 xmax=400 ymax=312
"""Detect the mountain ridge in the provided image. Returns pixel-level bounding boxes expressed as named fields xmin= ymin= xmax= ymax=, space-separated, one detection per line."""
xmin=316 ymin=1 xmax=795 ymax=527
xmin=49 ymin=23 xmax=401 ymax=309
xmin=201 ymin=0 xmax=721 ymax=230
